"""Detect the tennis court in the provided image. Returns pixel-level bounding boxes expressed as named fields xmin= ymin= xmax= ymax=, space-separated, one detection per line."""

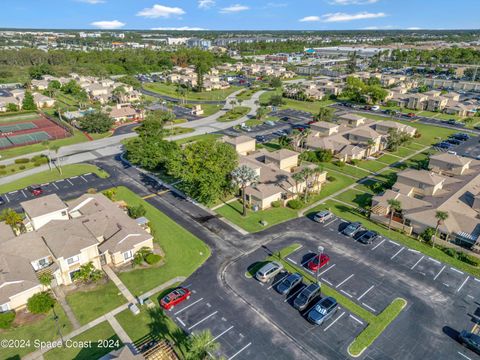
xmin=0 ymin=137 xmax=11 ymax=148
xmin=5 ymin=131 xmax=51 ymax=145
xmin=0 ymin=113 xmax=40 ymax=123
xmin=0 ymin=122 xmax=37 ymax=133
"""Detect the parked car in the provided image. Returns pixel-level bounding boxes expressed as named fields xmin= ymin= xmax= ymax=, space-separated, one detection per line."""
xmin=307 ymin=296 xmax=338 ymax=325
xmin=342 ymin=222 xmax=362 ymax=237
xmin=307 ymin=253 xmax=330 ymax=272
xmin=276 ymin=273 xmax=303 ymax=295
xmin=0 ymin=196 xmax=4 ymax=206
xmin=255 ymin=261 xmax=284 ymax=283
xmin=256 ymin=135 xmax=267 ymax=143
xmin=358 ymin=230 xmax=378 ymax=244
xmin=28 ymin=185 xmax=43 ymax=196
xmin=313 ymin=210 xmax=333 ymax=223
xmin=371 ymin=105 xmax=380 ymax=111
xmin=293 ymin=283 xmax=321 ymax=311
xmin=363 ymin=105 xmax=372 ymax=110
xmin=265 ymin=120 xmax=276 ymax=126
xmin=437 ymin=142 xmax=452 ymax=149
xmin=452 ymin=133 xmax=470 ymax=141
xmin=160 ymin=287 xmax=191 ymax=310
xmin=458 ymin=330 xmax=480 ymax=355
xmin=447 ymin=138 xmax=461 ymax=145
xmin=406 ymin=113 xmax=416 ymax=118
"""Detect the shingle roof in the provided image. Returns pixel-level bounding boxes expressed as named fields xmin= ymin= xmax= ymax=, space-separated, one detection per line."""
xmin=430 ymin=153 xmax=472 ymax=167
xmin=397 ymin=169 xmax=446 ymax=186
xmin=21 ymin=194 xmax=67 ymax=219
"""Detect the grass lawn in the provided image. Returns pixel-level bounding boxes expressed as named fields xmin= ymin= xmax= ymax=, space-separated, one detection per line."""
xmin=404 ymin=142 xmax=427 ymax=151
xmin=387 ymin=146 xmax=416 ymax=158
xmin=216 ymin=200 xmax=297 ymax=233
xmin=0 ymin=164 xmax=109 ymax=194
xmin=397 ymin=121 xmax=456 ymax=146
xmin=114 ymin=187 xmax=211 ymax=296
xmin=144 ymin=83 xmax=241 ymax=101
xmin=174 ymin=133 xmax=222 ymax=145
xmin=0 ymin=305 xmax=73 ymax=359
xmin=354 ymin=179 xmax=383 ymax=194
xmin=282 ymin=98 xmax=335 ymax=114
xmin=376 ymin=154 xmax=401 ymax=165
xmin=334 ymin=189 xmax=373 ymax=208
xmin=356 ymin=160 xmax=388 ymax=173
xmin=165 ymin=127 xmax=195 ymax=136
xmin=321 ymin=162 xmax=371 ymax=179
xmin=217 ymin=106 xmax=250 ymax=122
xmin=372 ymin=168 xmax=398 ymax=187
xmin=319 ymin=172 xmax=357 ymax=198
xmin=66 ymin=281 xmax=126 ymax=325
xmin=43 ymin=321 xmax=122 ymax=360
xmin=0 ymin=112 xmax=38 ymax=123
xmin=0 ymin=157 xmax=47 ymax=178
xmin=236 ymin=88 xmax=257 ymax=101
xmin=309 ymin=200 xmax=480 ymax=278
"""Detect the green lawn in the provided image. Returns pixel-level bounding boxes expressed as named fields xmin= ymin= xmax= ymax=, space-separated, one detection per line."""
xmin=66 ymin=281 xmax=126 ymax=325
xmin=236 ymin=88 xmax=257 ymax=101
xmin=0 ymin=158 xmax=46 ymax=178
xmin=0 ymin=164 xmax=109 ymax=194
xmin=321 ymin=162 xmax=371 ymax=179
xmin=0 ymin=305 xmax=73 ymax=359
xmin=143 ymin=83 xmax=241 ymax=101
xmin=387 ymin=146 xmax=416 ymax=158
xmin=114 ymin=187 xmax=211 ymax=296
xmin=215 ymin=200 xmax=297 ymax=233
xmin=259 ymin=90 xmax=334 ymax=113
xmin=174 ymin=133 xmax=222 ymax=145
xmin=397 ymin=121 xmax=456 ymax=146
xmin=354 ymin=179 xmax=383 ymax=194
xmin=0 ymin=112 xmax=38 ymax=123
xmin=319 ymin=172 xmax=357 ymax=198
xmin=43 ymin=321 xmax=122 ymax=360
xmin=356 ymin=160 xmax=388 ymax=173
xmin=376 ymin=154 xmax=401 ymax=165
xmin=217 ymin=106 xmax=250 ymax=122
xmin=334 ymin=189 xmax=373 ymax=208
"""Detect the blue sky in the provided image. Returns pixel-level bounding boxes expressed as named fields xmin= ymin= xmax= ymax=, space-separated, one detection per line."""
xmin=1 ymin=0 xmax=479 ymax=31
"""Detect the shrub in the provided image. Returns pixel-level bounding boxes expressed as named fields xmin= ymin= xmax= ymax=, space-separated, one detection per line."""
xmin=333 ymin=160 xmax=345 ymax=167
xmin=327 ymin=175 xmax=336 ymax=182
xmin=145 ymin=253 xmax=162 ymax=265
xmin=350 ymin=159 xmax=359 ymax=166
xmin=419 ymin=227 xmax=435 ymax=243
xmin=271 ymin=200 xmax=282 ymax=208
xmin=27 ymin=292 xmax=55 ymax=314
xmin=0 ymin=311 xmax=15 ymax=329
xmin=33 ymin=162 xmax=42 ymax=167
xmin=0 ymin=164 xmax=5 ymax=169
xmin=87 ymin=188 xmax=97 ymax=194
xmin=287 ymin=199 xmax=303 ymax=209
xmin=19 ymin=165 xmax=26 ymax=170
xmin=14 ymin=158 xmax=30 ymax=164
xmin=127 ymin=204 xmax=146 ymax=219
xmin=0 ymin=170 xmax=6 ymax=175
xmin=103 ymin=188 xmax=117 ymax=201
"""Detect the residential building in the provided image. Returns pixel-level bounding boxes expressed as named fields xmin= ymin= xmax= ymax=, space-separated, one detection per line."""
xmin=222 ymin=135 xmax=256 ymax=155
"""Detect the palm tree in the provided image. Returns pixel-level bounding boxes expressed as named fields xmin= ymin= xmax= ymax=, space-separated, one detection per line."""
xmin=41 ymin=140 xmax=53 ymax=171
xmin=50 ymin=144 xmax=62 ymax=174
xmin=112 ymin=86 xmax=126 ymax=104
xmin=432 ymin=211 xmax=449 ymax=248
xmin=300 ymin=167 xmax=315 ymax=203
xmin=0 ymin=208 xmax=23 ymax=233
xmin=387 ymin=199 xmax=402 ymax=230
xmin=292 ymin=172 xmax=304 ymax=197
xmin=366 ymin=139 xmax=376 ymax=157
xmin=312 ymin=165 xmax=324 ymax=193
xmin=316 ymin=107 xmax=334 ymax=122
xmin=185 ymin=330 xmax=220 ymax=360
xmin=231 ymin=165 xmax=259 ymax=216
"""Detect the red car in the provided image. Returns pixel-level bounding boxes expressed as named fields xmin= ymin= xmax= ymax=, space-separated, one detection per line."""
xmin=28 ymin=185 xmax=43 ymax=196
xmin=307 ymin=253 xmax=330 ymax=272
xmin=160 ymin=287 xmax=191 ymax=311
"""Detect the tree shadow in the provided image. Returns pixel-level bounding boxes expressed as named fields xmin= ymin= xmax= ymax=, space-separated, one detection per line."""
xmin=247 ymin=261 xmax=269 ymax=277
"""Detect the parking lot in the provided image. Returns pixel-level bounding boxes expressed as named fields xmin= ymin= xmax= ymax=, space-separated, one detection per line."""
xmin=226 ymin=214 xmax=480 ymax=360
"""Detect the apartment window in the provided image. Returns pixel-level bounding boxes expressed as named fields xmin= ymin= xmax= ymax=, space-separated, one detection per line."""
xmin=0 ymin=303 xmax=10 ymax=312
xmin=66 ymin=255 xmax=80 ymax=265
xmin=123 ymin=250 xmax=133 ymax=261
xmin=61 ymin=211 xmax=67 ymax=216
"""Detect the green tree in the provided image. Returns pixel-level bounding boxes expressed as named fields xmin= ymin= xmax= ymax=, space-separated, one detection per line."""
xmin=185 ymin=330 xmax=220 ymax=360
xmin=22 ymin=91 xmax=37 ymax=110
xmin=268 ymin=94 xmax=285 ymax=107
xmin=316 ymin=149 xmax=333 ymax=162
xmin=112 ymin=86 xmax=126 ymax=104
xmin=256 ymin=106 xmax=269 ymax=120
xmin=29 ymin=64 xmax=52 ymax=80
xmin=269 ymin=77 xmax=283 ymax=88
xmin=39 ymin=273 xmax=53 ymax=287
xmin=27 ymin=292 xmax=55 ymax=314
xmin=127 ymin=204 xmax=147 ymax=219
xmin=316 ymin=107 xmax=334 ymax=122
xmin=167 ymin=139 xmax=238 ymax=204
xmin=387 ymin=199 xmax=402 ymax=230
xmin=366 ymin=85 xmax=388 ymax=104
xmin=420 ymin=227 xmax=435 ymax=243
xmin=125 ymin=137 xmax=179 ymax=171
xmin=46 ymin=80 xmax=61 ymax=97
xmin=347 ymin=51 xmax=358 ymax=74
xmin=0 ymin=208 xmax=23 ymax=233
xmin=72 ymin=262 xmax=103 ymax=284
xmin=6 ymin=103 xmax=18 ymax=112
xmin=78 ymin=111 xmax=114 ymax=133
xmin=433 ymin=211 xmax=449 ymax=248
xmin=231 ymin=165 xmax=260 ymax=216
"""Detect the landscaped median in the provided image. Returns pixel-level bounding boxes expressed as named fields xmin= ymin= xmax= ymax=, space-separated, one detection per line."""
xmin=217 ymin=106 xmax=250 ymax=122
xmin=266 ymin=244 xmax=407 ymax=358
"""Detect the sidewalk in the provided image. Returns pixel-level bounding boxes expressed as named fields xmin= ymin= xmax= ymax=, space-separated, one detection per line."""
xmin=52 ymin=286 xmax=81 ymax=330
xmin=103 ymin=265 xmax=137 ymax=304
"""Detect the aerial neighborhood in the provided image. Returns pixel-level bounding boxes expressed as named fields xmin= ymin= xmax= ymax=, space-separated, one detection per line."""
xmin=1 ymin=4 xmax=480 ymax=360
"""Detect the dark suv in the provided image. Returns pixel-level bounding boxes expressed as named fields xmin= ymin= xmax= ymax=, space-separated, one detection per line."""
xmin=458 ymin=330 xmax=480 ymax=354
xmin=307 ymin=296 xmax=338 ymax=325
xmin=294 ymin=283 xmax=321 ymax=311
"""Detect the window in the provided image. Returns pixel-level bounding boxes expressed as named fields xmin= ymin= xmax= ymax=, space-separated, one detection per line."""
xmin=61 ymin=211 xmax=67 ymax=216
xmin=0 ymin=303 xmax=10 ymax=312
xmin=66 ymin=255 xmax=80 ymax=265
xmin=123 ymin=250 xmax=133 ymax=261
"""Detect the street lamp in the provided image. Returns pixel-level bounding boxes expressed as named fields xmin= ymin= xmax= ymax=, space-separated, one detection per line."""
xmin=316 ymin=245 xmax=324 ymax=285
xmin=52 ymin=305 xmax=64 ymax=347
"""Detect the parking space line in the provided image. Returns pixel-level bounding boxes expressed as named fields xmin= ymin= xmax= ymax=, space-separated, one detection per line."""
xmin=80 ymin=176 xmax=88 ymax=182
xmin=174 ymin=298 xmax=204 ymax=315
xmin=288 ymin=244 xmax=303 ymax=256
xmin=319 ymin=264 xmax=336 ymax=276
xmin=457 ymin=276 xmax=470 ymax=293
xmin=208 ymin=325 xmax=234 ymax=344
xmin=188 ymin=311 xmax=218 ymax=330
xmin=267 ymin=274 xmax=289 ymax=290
xmin=321 ymin=278 xmax=333 ymax=286
xmin=285 ymin=285 xmax=306 ymax=303
xmin=84 ymin=172 xmax=92 ymax=176
xmin=9 ymin=190 xmax=18 ymax=194
xmin=357 ymin=285 xmax=374 ymax=301
xmin=411 ymin=256 xmax=424 ymax=270
xmin=434 ymin=265 xmax=446 ymax=280
xmin=362 ymin=303 xmax=376 ymax=312
xmin=4 ymin=194 xmax=9 ymax=202
xmin=336 ymin=274 xmax=354 ymax=288
xmin=407 ymin=249 xmax=420 ymax=254
xmin=20 ymin=190 xmax=27 ymax=198
xmin=323 ymin=311 xmax=345 ymax=332
xmin=349 ymin=314 xmax=364 ymax=325
xmin=286 ymin=258 xmax=297 ymax=264
xmin=227 ymin=342 xmax=252 ymax=360
xmin=390 ymin=247 xmax=404 ymax=260
xmin=475 ymin=278 xmax=480 ymax=283
xmin=427 ymin=257 xmax=441 ymax=265
xmin=324 ymin=218 xmax=337 ymax=227
xmin=340 ymin=290 xmax=353 ymax=298
xmin=371 ymin=239 xmax=385 ymax=250
xmin=55 ymin=179 xmax=64 ymax=183
xmin=458 ymin=351 xmax=472 ymax=360
xmin=176 ymin=317 xmax=186 ymax=327
xmin=388 ymin=240 xmax=400 ymax=246
xmin=70 ymin=176 xmax=78 ymax=179
xmin=66 ymin=178 xmax=74 ymax=186
xmin=450 ymin=267 xmax=464 ymax=275
xmin=52 ymin=182 xmax=59 ymax=190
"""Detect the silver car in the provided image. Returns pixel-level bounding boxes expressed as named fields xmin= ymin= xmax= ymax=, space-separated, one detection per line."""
xmin=313 ymin=210 xmax=333 ymax=223
xmin=255 ymin=261 xmax=284 ymax=283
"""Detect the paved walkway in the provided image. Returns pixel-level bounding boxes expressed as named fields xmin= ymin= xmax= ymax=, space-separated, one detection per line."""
xmin=52 ymin=286 xmax=81 ymax=330
xmin=103 ymin=265 xmax=137 ymax=304
xmin=138 ymin=276 xmax=186 ymax=302
xmin=106 ymin=313 xmax=134 ymax=346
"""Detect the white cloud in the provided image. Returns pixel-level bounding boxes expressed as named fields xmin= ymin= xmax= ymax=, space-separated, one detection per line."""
xmin=299 ymin=16 xmax=321 ymax=22
xmin=137 ymin=4 xmax=185 ymax=18
xmin=362 ymin=25 xmax=394 ymax=29
xmin=220 ymin=4 xmax=249 ymax=13
xmin=320 ymin=12 xmax=386 ymax=22
xmin=265 ymin=2 xmax=288 ymax=7
xmin=198 ymin=0 xmax=215 ymax=9
xmin=77 ymin=0 xmax=105 ymax=3
xmin=330 ymin=0 xmax=380 ymax=4
xmin=90 ymin=20 xmax=125 ymax=29
xmin=151 ymin=26 xmax=206 ymax=31
xmin=406 ymin=27 xmax=421 ymax=30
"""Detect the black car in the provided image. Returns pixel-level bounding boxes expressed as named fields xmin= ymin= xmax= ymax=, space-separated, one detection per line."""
xmin=358 ymin=230 xmax=378 ymax=244
xmin=276 ymin=273 xmax=303 ymax=295
xmin=307 ymin=296 xmax=338 ymax=325
xmin=0 ymin=196 xmax=4 ymax=206
xmin=447 ymin=138 xmax=461 ymax=145
xmin=453 ymin=133 xmax=470 ymax=141
xmin=293 ymin=283 xmax=321 ymax=311
xmin=458 ymin=330 xmax=480 ymax=355
xmin=342 ymin=222 xmax=362 ymax=237
xmin=255 ymin=135 xmax=267 ymax=143
xmin=437 ymin=141 xmax=452 ymax=149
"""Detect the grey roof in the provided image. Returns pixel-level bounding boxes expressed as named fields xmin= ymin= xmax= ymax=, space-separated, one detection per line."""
xmin=0 ymin=222 xmax=15 ymax=243
xmin=21 ymin=194 xmax=67 ymax=219
xmin=0 ymin=254 xmax=40 ymax=304
xmin=2 ymin=232 xmax=50 ymax=262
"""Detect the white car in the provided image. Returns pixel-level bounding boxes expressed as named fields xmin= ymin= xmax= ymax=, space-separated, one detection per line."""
xmin=371 ymin=105 xmax=380 ymax=111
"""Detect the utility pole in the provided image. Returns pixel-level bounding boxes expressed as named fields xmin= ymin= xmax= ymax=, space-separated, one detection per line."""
xmin=52 ymin=305 xmax=64 ymax=347
xmin=316 ymin=245 xmax=324 ymax=285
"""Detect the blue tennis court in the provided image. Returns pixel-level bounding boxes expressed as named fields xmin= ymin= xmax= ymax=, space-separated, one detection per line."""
xmin=0 ymin=122 xmax=37 ymax=133
xmin=7 ymin=131 xmax=51 ymax=145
